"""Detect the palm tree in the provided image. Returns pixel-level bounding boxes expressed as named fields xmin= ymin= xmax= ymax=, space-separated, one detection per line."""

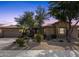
xmin=48 ymin=1 xmax=79 ymax=42
xmin=15 ymin=6 xmax=48 ymax=43
xmin=35 ymin=6 xmax=48 ymax=34
xmin=15 ymin=11 xmax=36 ymax=47
xmin=16 ymin=12 xmax=34 ymax=27
xmin=15 ymin=11 xmax=35 ymax=38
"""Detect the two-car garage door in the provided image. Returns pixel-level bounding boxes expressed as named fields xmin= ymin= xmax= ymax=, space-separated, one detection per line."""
xmin=0 ymin=28 xmax=21 ymax=38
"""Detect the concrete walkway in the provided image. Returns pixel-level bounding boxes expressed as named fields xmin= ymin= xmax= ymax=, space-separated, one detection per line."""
xmin=0 ymin=50 xmax=79 ymax=57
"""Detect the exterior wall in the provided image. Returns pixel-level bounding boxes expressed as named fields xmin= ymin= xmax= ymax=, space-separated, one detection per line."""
xmin=44 ymin=27 xmax=55 ymax=35
xmin=0 ymin=28 xmax=22 ymax=38
xmin=55 ymin=21 xmax=69 ymax=28
xmin=55 ymin=21 xmax=69 ymax=39
xmin=44 ymin=21 xmax=79 ymax=39
xmin=44 ymin=21 xmax=69 ymax=39
xmin=71 ymin=27 xmax=78 ymax=39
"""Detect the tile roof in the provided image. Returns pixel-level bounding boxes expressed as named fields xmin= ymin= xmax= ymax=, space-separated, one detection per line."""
xmin=0 ymin=25 xmax=19 ymax=28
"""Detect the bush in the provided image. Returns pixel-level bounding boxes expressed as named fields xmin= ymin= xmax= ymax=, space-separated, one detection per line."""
xmin=34 ymin=34 xmax=43 ymax=43
xmin=16 ymin=38 xmax=25 ymax=47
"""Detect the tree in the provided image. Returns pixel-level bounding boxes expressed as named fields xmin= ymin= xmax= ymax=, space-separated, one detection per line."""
xmin=35 ymin=6 xmax=48 ymax=26
xmin=15 ymin=11 xmax=35 ymax=38
xmin=48 ymin=1 xmax=79 ymax=42
xmin=15 ymin=12 xmax=34 ymax=28
xmin=15 ymin=11 xmax=36 ymax=47
xmin=35 ymin=6 xmax=48 ymax=34
xmin=15 ymin=6 xmax=48 ymax=44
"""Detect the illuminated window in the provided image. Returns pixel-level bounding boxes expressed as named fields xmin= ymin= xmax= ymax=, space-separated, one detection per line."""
xmin=0 ymin=29 xmax=2 ymax=33
xmin=59 ymin=28 xmax=65 ymax=34
xmin=77 ymin=28 xmax=79 ymax=30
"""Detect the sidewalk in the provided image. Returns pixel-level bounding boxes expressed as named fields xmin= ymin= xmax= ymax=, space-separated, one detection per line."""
xmin=0 ymin=50 xmax=79 ymax=57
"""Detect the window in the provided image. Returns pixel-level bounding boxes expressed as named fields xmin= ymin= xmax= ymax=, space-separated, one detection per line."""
xmin=0 ymin=29 xmax=2 ymax=33
xmin=77 ymin=28 xmax=79 ymax=30
xmin=59 ymin=28 xmax=65 ymax=34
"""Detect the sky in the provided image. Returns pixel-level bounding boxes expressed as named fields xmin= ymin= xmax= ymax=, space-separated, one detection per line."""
xmin=0 ymin=1 xmax=78 ymax=26
xmin=0 ymin=1 xmax=49 ymax=26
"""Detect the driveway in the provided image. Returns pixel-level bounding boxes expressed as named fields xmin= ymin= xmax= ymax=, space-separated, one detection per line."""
xmin=0 ymin=38 xmax=16 ymax=49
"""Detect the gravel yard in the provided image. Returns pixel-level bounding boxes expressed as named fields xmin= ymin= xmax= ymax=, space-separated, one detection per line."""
xmin=0 ymin=38 xmax=79 ymax=57
xmin=0 ymin=38 xmax=68 ymax=50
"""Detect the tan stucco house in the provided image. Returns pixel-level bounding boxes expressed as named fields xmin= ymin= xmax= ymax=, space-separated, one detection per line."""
xmin=43 ymin=21 xmax=79 ymax=40
xmin=0 ymin=21 xmax=79 ymax=39
xmin=0 ymin=25 xmax=22 ymax=38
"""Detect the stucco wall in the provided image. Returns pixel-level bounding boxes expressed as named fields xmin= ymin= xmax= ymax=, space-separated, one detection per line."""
xmin=0 ymin=28 xmax=22 ymax=38
xmin=44 ymin=21 xmax=69 ymax=36
xmin=71 ymin=27 xmax=78 ymax=39
xmin=44 ymin=21 xmax=79 ymax=39
xmin=44 ymin=27 xmax=55 ymax=35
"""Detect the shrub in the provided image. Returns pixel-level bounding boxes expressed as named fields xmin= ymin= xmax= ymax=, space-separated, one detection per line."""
xmin=34 ymin=34 xmax=43 ymax=43
xmin=16 ymin=38 xmax=25 ymax=47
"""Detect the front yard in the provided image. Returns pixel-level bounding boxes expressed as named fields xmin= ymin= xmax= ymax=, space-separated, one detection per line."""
xmin=0 ymin=38 xmax=79 ymax=57
xmin=0 ymin=38 xmax=79 ymax=50
xmin=0 ymin=38 xmax=68 ymax=50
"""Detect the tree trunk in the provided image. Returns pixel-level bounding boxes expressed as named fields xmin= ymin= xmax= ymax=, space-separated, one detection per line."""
xmin=70 ymin=20 xmax=79 ymax=34
xmin=66 ymin=20 xmax=79 ymax=42
xmin=66 ymin=30 xmax=71 ymax=42
xmin=66 ymin=20 xmax=72 ymax=42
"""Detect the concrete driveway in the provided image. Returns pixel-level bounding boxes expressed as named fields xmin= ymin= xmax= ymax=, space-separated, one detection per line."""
xmin=0 ymin=38 xmax=16 ymax=49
